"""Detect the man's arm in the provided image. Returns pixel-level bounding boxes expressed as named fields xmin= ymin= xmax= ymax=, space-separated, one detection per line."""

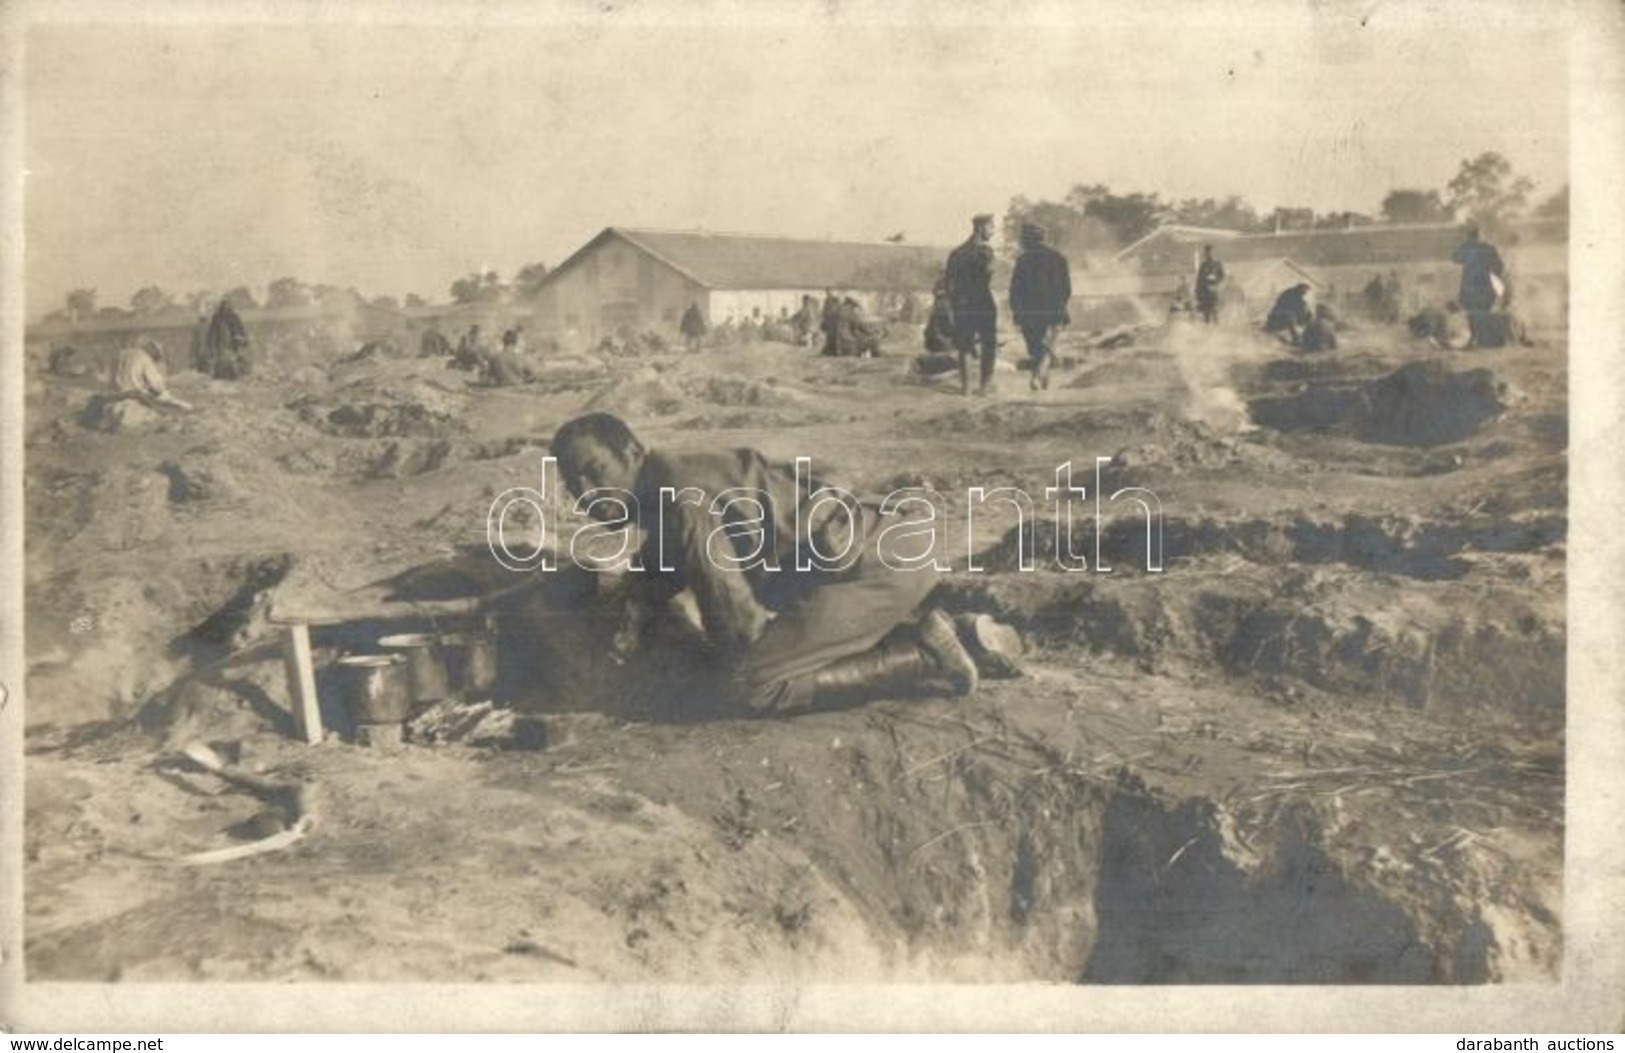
xmin=664 ymin=499 xmax=773 ymax=655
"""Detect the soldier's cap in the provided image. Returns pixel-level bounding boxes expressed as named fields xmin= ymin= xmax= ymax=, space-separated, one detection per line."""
xmin=973 ymin=213 xmax=995 ymax=225
xmin=1019 ymin=222 xmax=1046 ymax=241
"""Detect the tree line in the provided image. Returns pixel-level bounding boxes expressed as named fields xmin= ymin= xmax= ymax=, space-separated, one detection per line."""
xmin=41 ymin=261 xmax=552 ymax=328
xmin=1003 ymin=151 xmax=1567 ymax=266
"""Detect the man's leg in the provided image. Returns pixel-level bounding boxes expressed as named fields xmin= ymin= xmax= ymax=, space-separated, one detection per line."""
xmin=953 ymin=319 xmax=974 ymax=395
xmin=1037 ymin=324 xmax=1057 ymax=389
xmin=977 ymin=318 xmax=998 ymax=394
xmin=734 ymin=523 xmax=975 ymax=715
xmin=1022 ymin=324 xmax=1046 ymax=390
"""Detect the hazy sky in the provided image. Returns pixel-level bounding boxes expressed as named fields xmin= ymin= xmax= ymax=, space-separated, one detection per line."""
xmin=23 ymin=5 xmax=1568 ymax=316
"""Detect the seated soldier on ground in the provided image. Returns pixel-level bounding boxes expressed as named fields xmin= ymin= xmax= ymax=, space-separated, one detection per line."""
xmin=1300 ymin=303 xmax=1340 ymax=353
xmin=451 ymin=325 xmax=488 ymax=371
xmin=481 ymin=332 xmax=537 ymax=386
xmin=837 ymin=297 xmax=884 ymax=358
xmin=1263 ymin=283 xmax=1314 ymax=346
xmin=420 ymin=327 xmax=454 ymax=359
xmin=549 ymin=412 xmax=1020 ymax=717
xmin=923 ymin=281 xmax=955 ymax=354
xmin=112 ymin=337 xmax=192 ymax=411
xmin=1409 ymin=302 xmax=1472 ymax=350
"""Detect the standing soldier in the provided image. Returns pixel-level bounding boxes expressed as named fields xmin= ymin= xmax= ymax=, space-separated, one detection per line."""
xmin=199 ymin=298 xmax=252 ymax=379
xmin=1451 ymin=225 xmax=1506 ymax=348
xmin=1194 ymin=244 xmax=1226 ymax=325
xmin=679 ymin=302 xmax=707 ymax=352
xmin=944 ymin=213 xmax=999 ymax=395
xmin=1008 ymin=222 xmax=1072 ymax=391
xmin=792 ymin=294 xmax=820 ymax=348
xmin=819 ymin=289 xmax=841 ymax=356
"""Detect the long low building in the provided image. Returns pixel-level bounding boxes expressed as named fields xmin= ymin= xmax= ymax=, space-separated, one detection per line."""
xmin=526 ymin=227 xmax=951 ymax=347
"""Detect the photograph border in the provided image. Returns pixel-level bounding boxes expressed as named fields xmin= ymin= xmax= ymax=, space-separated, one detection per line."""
xmin=2 ymin=0 xmax=1620 ymax=1032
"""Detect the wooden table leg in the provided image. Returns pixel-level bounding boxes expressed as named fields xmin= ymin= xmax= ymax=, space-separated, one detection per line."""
xmin=282 ymin=623 xmax=324 ymax=745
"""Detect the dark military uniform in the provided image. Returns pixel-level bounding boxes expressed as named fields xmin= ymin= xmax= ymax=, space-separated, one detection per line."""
xmin=679 ymin=304 xmax=707 ymax=352
xmin=944 ymin=234 xmax=998 ymax=388
xmin=1195 ymin=256 xmax=1226 ymax=324
xmin=1264 ymin=286 xmax=1313 ymax=345
xmin=1009 ymin=234 xmax=1072 ymax=386
xmin=626 ymin=448 xmax=941 ymax=714
xmin=199 ymin=302 xmax=251 ymax=379
xmin=923 ymin=292 xmax=955 ymax=353
xmin=1452 ymin=236 xmax=1507 ymax=347
xmin=819 ymin=293 xmax=842 ymax=356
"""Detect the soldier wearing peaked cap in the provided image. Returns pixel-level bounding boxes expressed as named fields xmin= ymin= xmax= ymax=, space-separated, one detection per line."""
xmin=943 ymin=213 xmax=999 ymax=395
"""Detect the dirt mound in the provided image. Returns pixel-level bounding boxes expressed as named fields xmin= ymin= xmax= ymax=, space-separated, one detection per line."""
xmin=582 ymin=368 xmax=688 ymax=417
xmin=1109 ymin=417 xmax=1296 ymax=475
xmin=679 ymin=374 xmax=801 ymax=408
xmin=78 ymin=396 xmax=161 ymax=433
xmin=158 ymin=459 xmax=233 ymax=504
xmin=1358 ymin=362 xmax=1508 ymax=446
xmin=1250 ymin=361 xmax=1509 ymax=448
xmin=287 ymin=393 xmax=463 ymax=439
xmin=327 ymin=402 xmax=461 ymax=438
xmin=673 ymin=408 xmax=839 ymax=431
xmin=288 ymin=368 xmax=472 ymax=439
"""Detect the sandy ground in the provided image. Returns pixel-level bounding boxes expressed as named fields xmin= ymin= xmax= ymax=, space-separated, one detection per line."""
xmin=21 ymin=315 xmax=1566 ymax=982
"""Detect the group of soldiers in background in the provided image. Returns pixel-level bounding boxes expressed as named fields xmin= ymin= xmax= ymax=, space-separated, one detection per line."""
xmin=675 ymin=293 xmax=888 ymax=357
xmin=1193 ymin=223 xmax=1527 ymax=353
xmin=426 ymin=322 xmax=538 ymax=385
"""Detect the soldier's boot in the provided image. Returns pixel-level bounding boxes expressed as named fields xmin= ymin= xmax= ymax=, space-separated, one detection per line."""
xmin=953 ymin=613 xmax=1027 ymax=679
xmin=959 ymin=352 xmax=972 ymax=396
xmin=809 ymin=639 xmax=939 ymax=707
xmin=918 ymin=608 xmax=979 ymax=695
xmin=808 ymin=609 xmax=979 ymax=707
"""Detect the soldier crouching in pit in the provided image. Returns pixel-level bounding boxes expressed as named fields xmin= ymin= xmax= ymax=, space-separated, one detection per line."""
xmin=548 ymin=412 xmax=1019 ymax=715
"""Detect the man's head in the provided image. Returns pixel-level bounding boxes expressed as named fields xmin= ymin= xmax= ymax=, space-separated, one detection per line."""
xmin=972 ymin=213 xmax=995 ymax=242
xmin=1295 ymin=282 xmax=1312 ymax=294
xmin=1202 ymin=244 xmax=1214 ymax=259
xmin=1464 ymin=224 xmax=1481 ymax=242
xmin=551 ymin=412 xmax=647 ymax=518
xmin=1018 ymin=222 xmax=1045 ymax=249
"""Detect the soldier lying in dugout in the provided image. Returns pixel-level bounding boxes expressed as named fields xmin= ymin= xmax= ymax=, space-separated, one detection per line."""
xmin=548 ymin=412 xmax=1021 ymax=717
